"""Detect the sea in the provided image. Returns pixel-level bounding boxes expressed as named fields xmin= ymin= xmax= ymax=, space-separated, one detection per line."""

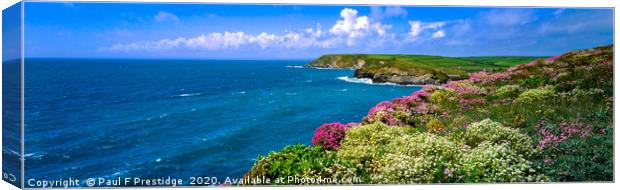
xmin=19 ymin=58 xmax=420 ymax=185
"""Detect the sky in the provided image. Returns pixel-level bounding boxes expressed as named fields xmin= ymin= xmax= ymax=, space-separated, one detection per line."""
xmin=2 ymin=2 xmax=21 ymax=61
xmin=22 ymin=2 xmax=613 ymax=59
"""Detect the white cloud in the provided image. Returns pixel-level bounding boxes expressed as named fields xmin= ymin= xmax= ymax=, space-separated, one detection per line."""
xmin=305 ymin=24 xmax=324 ymax=38
xmin=104 ymin=29 xmax=332 ymax=52
xmin=329 ymin=8 xmax=391 ymax=46
xmin=432 ymin=30 xmax=445 ymax=39
xmin=107 ymin=8 xmax=449 ymax=52
xmin=154 ymin=11 xmax=180 ymax=22
xmin=408 ymin=20 xmax=446 ymax=38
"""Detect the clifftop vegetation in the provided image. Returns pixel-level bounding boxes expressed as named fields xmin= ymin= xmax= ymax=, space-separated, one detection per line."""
xmin=306 ymin=54 xmax=543 ymax=84
xmin=246 ymin=45 xmax=613 ymax=184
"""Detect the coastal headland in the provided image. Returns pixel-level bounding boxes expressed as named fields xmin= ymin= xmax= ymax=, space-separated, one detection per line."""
xmin=305 ymin=54 xmax=542 ymax=85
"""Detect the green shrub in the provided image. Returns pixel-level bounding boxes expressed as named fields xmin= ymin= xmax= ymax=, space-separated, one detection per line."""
xmin=460 ymin=119 xmax=535 ymax=156
xmin=373 ymin=133 xmax=462 ymax=183
xmin=493 ymin=84 xmax=521 ymax=99
xmin=516 ymin=86 xmax=555 ymax=104
xmin=460 ymin=142 xmax=546 ymax=182
xmin=426 ymin=118 xmax=446 ymax=133
xmin=538 ymin=129 xmax=613 ymax=181
xmin=336 ymin=120 xmax=545 ymax=183
xmin=246 ymin=144 xmax=336 ymax=184
xmin=430 ymin=89 xmax=457 ymax=105
xmin=335 ymin=123 xmax=405 ymax=181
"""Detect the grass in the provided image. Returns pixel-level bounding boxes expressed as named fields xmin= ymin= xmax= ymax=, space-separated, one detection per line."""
xmin=306 ymin=54 xmax=543 ymax=79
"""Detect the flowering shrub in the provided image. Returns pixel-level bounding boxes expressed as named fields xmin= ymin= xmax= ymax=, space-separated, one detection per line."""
xmin=426 ymin=118 xmax=446 ymax=133
xmin=442 ymin=80 xmax=486 ymax=96
xmin=470 ymin=71 xmax=513 ymax=84
xmin=373 ymin=133 xmax=461 ymax=183
xmin=537 ymin=128 xmax=613 ymax=181
xmin=246 ymin=144 xmax=336 ymax=184
xmin=336 ymin=122 xmax=407 ymax=178
xmin=460 ymin=142 xmax=547 ymax=182
xmin=430 ymin=89 xmax=457 ymax=104
xmin=364 ymin=101 xmax=404 ymax=126
xmin=536 ymin=119 xmax=592 ymax=148
xmin=440 ymin=80 xmax=488 ymax=109
xmin=334 ymin=121 xmax=546 ymax=183
xmin=458 ymin=98 xmax=486 ymax=108
xmin=364 ymin=86 xmax=438 ymax=126
xmin=508 ymin=59 xmax=543 ymax=72
xmin=544 ymin=55 xmax=562 ymax=63
xmin=460 ymin=119 xmax=535 ymax=156
xmin=493 ymin=84 xmax=521 ymax=99
xmin=312 ymin=122 xmax=350 ymax=150
xmin=516 ymin=86 xmax=555 ymax=104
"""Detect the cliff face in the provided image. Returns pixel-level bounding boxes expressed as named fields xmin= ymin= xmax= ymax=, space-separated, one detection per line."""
xmin=353 ymin=69 xmax=450 ymax=85
xmin=306 ymin=54 xmax=471 ymax=85
xmin=306 ymin=55 xmax=368 ymax=69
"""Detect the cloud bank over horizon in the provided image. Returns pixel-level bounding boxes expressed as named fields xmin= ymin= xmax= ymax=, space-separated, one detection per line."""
xmin=104 ymin=8 xmax=399 ymax=52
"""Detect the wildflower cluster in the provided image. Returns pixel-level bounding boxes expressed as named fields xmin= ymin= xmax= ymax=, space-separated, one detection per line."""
xmin=247 ymin=45 xmax=614 ymax=184
xmin=516 ymin=86 xmax=555 ymax=104
xmin=469 ymin=71 xmax=513 ymax=84
xmin=312 ymin=122 xmax=351 ymax=150
xmin=363 ymin=85 xmax=436 ymax=126
xmin=443 ymin=80 xmax=486 ymax=96
xmin=536 ymin=119 xmax=593 ymax=148
xmin=493 ymin=84 xmax=521 ymax=99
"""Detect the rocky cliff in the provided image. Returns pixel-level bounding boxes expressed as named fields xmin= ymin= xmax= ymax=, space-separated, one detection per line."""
xmin=306 ymin=54 xmax=473 ymax=85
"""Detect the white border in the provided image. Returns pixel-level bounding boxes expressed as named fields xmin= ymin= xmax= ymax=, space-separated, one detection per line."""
xmin=0 ymin=0 xmax=618 ymax=190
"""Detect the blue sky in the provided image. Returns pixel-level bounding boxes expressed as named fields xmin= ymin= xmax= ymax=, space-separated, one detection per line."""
xmin=23 ymin=2 xmax=613 ymax=59
xmin=2 ymin=2 xmax=21 ymax=61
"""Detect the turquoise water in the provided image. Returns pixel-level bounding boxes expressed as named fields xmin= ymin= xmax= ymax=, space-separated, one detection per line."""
xmin=23 ymin=59 xmax=419 ymax=185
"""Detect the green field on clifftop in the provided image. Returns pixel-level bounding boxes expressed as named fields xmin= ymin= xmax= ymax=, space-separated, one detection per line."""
xmin=306 ymin=54 xmax=545 ymax=79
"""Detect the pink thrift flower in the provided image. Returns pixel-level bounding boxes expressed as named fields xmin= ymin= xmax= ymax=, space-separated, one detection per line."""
xmin=312 ymin=122 xmax=349 ymax=150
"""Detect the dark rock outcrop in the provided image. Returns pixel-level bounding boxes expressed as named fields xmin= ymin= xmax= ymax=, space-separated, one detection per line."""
xmin=354 ymin=69 xmax=448 ymax=85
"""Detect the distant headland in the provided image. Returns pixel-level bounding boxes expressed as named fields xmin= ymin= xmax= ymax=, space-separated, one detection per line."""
xmin=305 ymin=54 xmax=543 ymax=85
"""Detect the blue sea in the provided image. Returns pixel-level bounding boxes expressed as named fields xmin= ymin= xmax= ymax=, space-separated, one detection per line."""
xmin=22 ymin=59 xmax=419 ymax=185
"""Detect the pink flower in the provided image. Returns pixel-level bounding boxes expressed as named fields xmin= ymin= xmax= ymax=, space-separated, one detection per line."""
xmin=364 ymin=87 xmax=439 ymax=127
xmin=507 ymin=59 xmax=543 ymax=73
xmin=368 ymin=101 xmax=395 ymax=117
xmin=462 ymin=124 xmax=469 ymax=129
xmin=441 ymin=111 xmax=449 ymax=117
xmin=537 ymin=119 xmax=593 ymax=148
xmin=444 ymin=168 xmax=453 ymax=176
xmin=470 ymin=71 xmax=513 ymax=84
xmin=469 ymin=71 xmax=490 ymax=82
xmin=442 ymin=81 xmax=485 ymax=96
xmin=414 ymin=102 xmax=430 ymax=114
xmin=459 ymin=98 xmax=486 ymax=109
xmin=410 ymin=89 xmax=431 ymax=100
xmin=312 ymin=122 xmax=350 ymax=150
xmin=544 ymin=55 xmax=562 ymax=63
xmin=525 ymin=60 xmax=540 ymax=67
xmin=346 ymin=122 xmax=360 ymax=127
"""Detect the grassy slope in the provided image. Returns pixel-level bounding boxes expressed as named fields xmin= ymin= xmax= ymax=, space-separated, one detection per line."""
xmin=248 ymin=45 xmax=613 ymax=184
xmin=306 ymin=54 xmax=543 ymax=78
